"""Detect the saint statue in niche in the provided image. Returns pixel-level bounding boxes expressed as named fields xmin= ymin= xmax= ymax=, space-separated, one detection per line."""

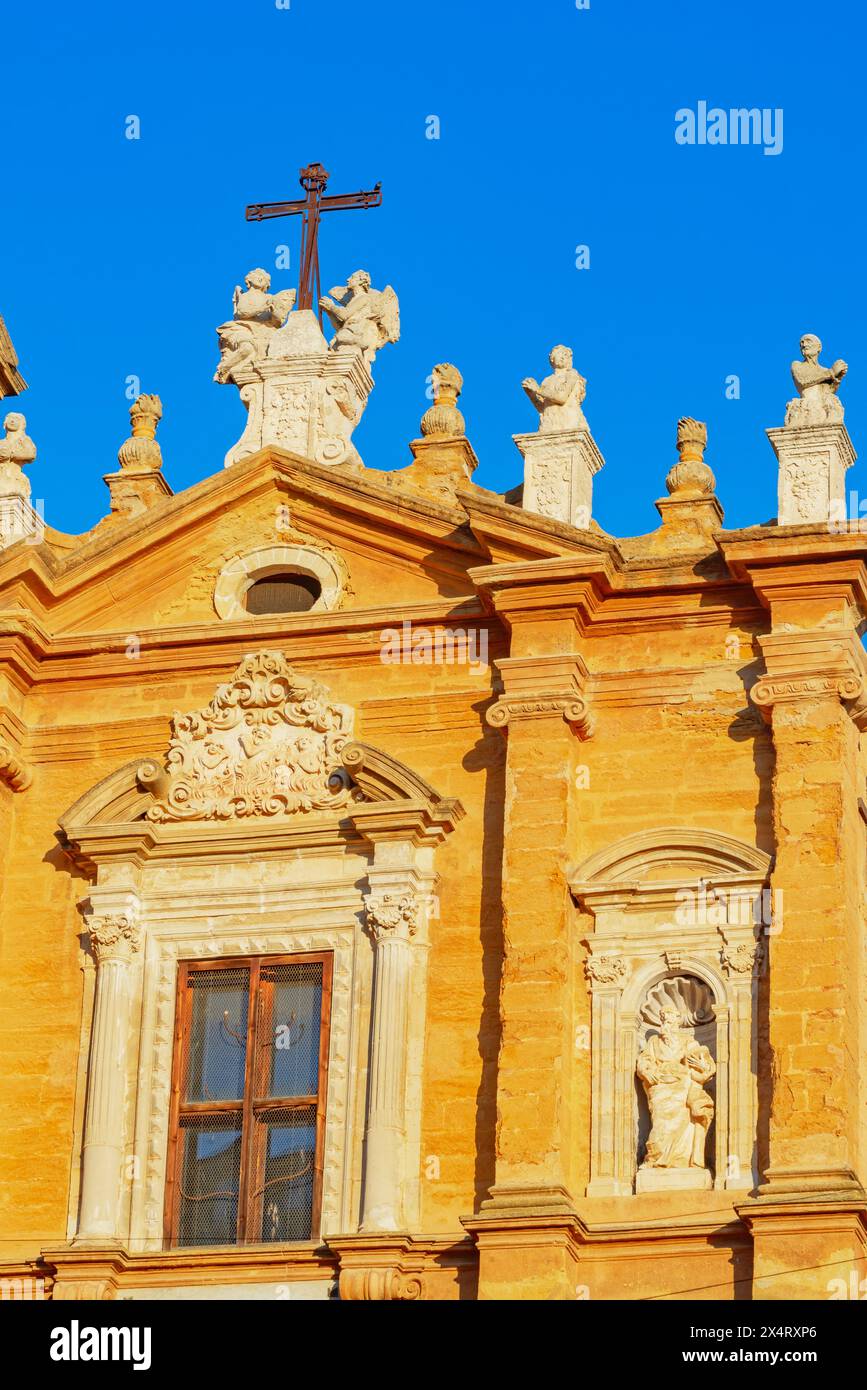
xmin=636 ymin=1005 xmax=715 ymax=1171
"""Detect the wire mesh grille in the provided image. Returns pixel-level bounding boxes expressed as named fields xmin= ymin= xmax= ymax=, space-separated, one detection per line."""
xmin=185 ymin=967 xmax=249 ymax=1103
xmin=256 ymin=1106 xmax=317 ymax=1243
xmin=262 ymin=960 xmax=323 ymax=1099
xmin=172 ymin=958 xmax=326 ymax=1247
xmin=177 ymin=1115 xmax=242 ymax=1247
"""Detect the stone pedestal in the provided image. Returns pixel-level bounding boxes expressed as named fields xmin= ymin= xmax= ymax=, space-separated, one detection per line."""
xmin=102 ymin=467 xmax=173 ymax=520
xmin=768 ymin=423 xmax=855 ymax=526
xmin=0 ymin=460 xmax=42 ymax=548
xmin=224 ymin=310 xmax=373 ymax=470
xmin=0 ymin=493 xmax=42 ymax=548
xmin=513 ymin=427 xmax=604 ymax=529
xmin=636 ymin=1167 xmax=712 ymax=1193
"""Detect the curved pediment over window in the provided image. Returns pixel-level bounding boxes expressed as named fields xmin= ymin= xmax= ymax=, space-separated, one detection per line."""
xmin=57 ymin=651 xmax=463 ymax=875
xmin=571 ymin=826 xmax=771 ymax=892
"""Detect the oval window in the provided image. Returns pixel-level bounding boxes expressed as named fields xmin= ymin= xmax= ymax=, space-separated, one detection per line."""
xmin=244 ymin=573 xmax=322 ymax=615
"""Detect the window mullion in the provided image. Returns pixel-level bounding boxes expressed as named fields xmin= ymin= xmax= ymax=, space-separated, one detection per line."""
xmin=236 ymin=960 xmax=259 ymax=1243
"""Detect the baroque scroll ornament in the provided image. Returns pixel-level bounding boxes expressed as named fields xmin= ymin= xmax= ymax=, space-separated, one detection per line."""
xmin=139 ymin=651 xmax=357 ymax=821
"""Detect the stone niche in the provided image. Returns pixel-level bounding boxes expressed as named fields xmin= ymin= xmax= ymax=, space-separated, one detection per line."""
xmin=570 ymin=828 xmax=771 ymax=1197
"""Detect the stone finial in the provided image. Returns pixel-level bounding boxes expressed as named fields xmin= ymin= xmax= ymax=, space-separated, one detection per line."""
xmin=118 ymin=394 xmax=163 ymax=472
xmin=420 ymin=364 xmax=466 ymax=438
xmin=522 ymin=344 xmax=588 ymax=433
xmin=784 ymin=333 xmax=847 ymax=429
xmin=666 ymin=418 xmax=715 ymax=497
xmin=104 ymin=392 xmax=172 ymax=519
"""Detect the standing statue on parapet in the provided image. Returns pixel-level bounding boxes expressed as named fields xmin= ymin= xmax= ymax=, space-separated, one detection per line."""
xmin=214 ymin=269 xmax=297 ymax=384
xmin=319 ymin=270 xmax=400 ymax=366
xmin=522 ymin=344 xmax=588 ymax=433
xmin=784 ymin=333 xmax=848 ymax=429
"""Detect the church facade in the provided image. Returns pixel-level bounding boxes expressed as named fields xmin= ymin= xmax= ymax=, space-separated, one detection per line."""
xmin=1 ymin=278 xmax=866 ymax=1301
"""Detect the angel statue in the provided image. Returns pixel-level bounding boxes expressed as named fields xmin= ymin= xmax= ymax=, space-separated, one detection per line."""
xmin=214 ymin=268 xmax=297 ymax=385
xmin=319 ymin=270 xmax=400 ymax=366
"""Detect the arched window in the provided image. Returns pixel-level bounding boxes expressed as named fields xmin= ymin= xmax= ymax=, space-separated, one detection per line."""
xmin=244 ymin=573 xmax=322 ymax=615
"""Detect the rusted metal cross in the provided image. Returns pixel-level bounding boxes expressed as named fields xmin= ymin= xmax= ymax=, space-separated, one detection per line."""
xmin=245 ymin=162 xmax=382 ymax=324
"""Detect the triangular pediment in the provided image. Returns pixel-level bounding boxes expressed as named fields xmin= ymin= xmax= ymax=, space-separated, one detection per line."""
xmin=0 ymin=449 xmax=499 ymax=636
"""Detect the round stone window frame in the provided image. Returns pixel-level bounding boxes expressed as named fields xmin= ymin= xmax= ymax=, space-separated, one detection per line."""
xmin=214 ymin=545 xmax=343 ymax=621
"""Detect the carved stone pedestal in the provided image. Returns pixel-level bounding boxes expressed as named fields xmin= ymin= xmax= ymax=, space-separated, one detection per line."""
xmin=636 ymin=1167 xmax=712 ymax=1193
xmin=224 ymin=310 xmax=373 ymax=469
xmin=768 ymin=422 xmax=855 ymax=526
xmin=513 ymin=427 xmax=604 ymax=529
xmin=0 ymin=492 xmax=42 ymax=548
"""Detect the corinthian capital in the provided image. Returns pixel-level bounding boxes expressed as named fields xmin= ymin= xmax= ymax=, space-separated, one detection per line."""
xmin=364 ymin=893 xmax=420 ymax=943
xmin=88 ymin=914 xmax=141 ymax=963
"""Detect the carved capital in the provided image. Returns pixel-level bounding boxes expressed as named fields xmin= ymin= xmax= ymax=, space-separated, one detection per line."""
xmin=364 ymin=893 xmax=420 ymax=943
xmin=338 ymin=1267 xmax=422 ymax=1301
xmin=486 ymin=654 xmax=594 ymax=739
xmin=0 ymin=740 xmax=31 ymax=792
xmin=88 ymin=914 xmax=141 ymax=964
xmin=751 ymin=631 xmax=867 ymax=728
xmin=721 ymin=941 xmax=764 ymax=977
xmin=585 ymin=954 xmax=629 ymax=988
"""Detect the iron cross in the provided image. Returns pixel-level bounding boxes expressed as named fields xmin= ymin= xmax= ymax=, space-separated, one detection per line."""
xmin=245 ymin=163 xmax=382 ymax=323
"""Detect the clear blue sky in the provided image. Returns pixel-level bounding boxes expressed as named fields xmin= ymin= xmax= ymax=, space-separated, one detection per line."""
xmin=4 ymin=0 xmax=866 ymax=539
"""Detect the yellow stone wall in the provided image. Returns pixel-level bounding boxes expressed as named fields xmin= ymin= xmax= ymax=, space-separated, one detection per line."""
xmin=2 ymin=447 xmax=867 ymax=1301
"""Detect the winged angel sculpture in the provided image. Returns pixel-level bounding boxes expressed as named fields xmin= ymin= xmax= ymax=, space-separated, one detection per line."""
xmin=214 ymin=268 xmax=298 ymax=384
xmin=319 ymin=270 xmax=400 ymax=366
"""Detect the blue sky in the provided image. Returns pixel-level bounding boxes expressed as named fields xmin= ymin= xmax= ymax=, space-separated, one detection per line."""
xmin=4 ymin=0 xmax=866 ymax=540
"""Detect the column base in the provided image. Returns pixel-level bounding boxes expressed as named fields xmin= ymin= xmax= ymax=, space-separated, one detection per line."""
xmin=738 ymin=1193 xmax=867 ymax=1300
xmin=757 ymin=1165 xmax=864 ymax=1199
xmin=327 ymin=1232 xmax=475 ymax=1301
xmin=463 ymin=1185 xmax=582 ymax=1300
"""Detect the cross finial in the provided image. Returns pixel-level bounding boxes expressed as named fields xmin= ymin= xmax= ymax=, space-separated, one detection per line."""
xmin=245 ymin=162 xmax=383 ymax=324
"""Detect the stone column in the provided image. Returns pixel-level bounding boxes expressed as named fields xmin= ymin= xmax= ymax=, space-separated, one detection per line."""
xmin=584 ymin=956 xmax=631 ymax=1196
xmin=360 ymin=892 xmax=420 ymax=1232
xmin=75 ymin=913 xmax=141 ymax=1245
xmin=752 ymin=659 xmax=863 ymax=1196
xmin=746 ymin=632 xmax=867 ymax=1297
xmin=461 ymin=656 xmax=592 ymax=1298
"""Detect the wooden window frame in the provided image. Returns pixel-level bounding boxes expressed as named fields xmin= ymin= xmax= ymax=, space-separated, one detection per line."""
xmin=164 ymin=952 xmax=333 ymax=1248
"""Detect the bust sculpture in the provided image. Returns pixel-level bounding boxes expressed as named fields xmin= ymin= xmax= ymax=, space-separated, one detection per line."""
xmin=319 ymin=269 xmax=400 ymax=366
xmin=214 ymin=269 xmax=297 ymax=384
xmin=784 ymin=333 xmax=848 ymax=429
xmin=522 ymin=344 xmax=588 ymax=433
xmin=0 ymin=412 xmax=36 ymax=472
xmin=636 ymin=1005 xmax=716 ymax=1171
